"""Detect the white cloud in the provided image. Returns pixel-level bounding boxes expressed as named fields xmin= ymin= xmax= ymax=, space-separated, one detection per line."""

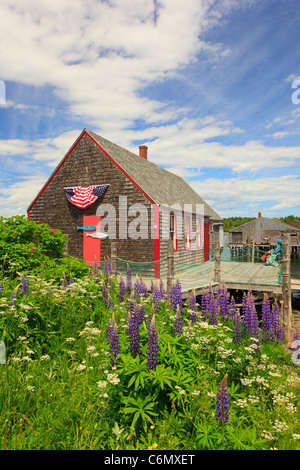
xmin=0 ymin=175 xmax=49 ymax=218
xmin=190 ymin=175 xmax=300 ymax=217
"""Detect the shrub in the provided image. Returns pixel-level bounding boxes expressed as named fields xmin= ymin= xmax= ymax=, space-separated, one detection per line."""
xmin=0 ymin=215 xmax=68 ymax=277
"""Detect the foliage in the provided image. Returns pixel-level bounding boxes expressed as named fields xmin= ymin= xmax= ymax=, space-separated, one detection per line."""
xmin=0 ymin=215 xmax=89 ymax=280
xmin=0 ymin=264 xmax=300 ymax=450
xmin=223 ymin=217 xmax=255 ymax=232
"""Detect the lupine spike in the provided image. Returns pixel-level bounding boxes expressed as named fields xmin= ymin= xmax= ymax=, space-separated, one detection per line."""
xmin=129 ymin=304 xmax=140 ymax=357
xmin=147 ymin=314 xmax=158 ymax=370
xmin=216 ymin=374 xmax=229 ymax=424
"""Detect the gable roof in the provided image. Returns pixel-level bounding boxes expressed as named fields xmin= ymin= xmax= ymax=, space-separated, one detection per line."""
xmin=229 ymin=216 xmax=300 ymax=232
xmin=28 ymin=128 xmax=222 ymax=221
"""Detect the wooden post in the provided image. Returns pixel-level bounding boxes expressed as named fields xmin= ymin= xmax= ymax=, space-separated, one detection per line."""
xmin=167 ymin=240 xmax=174 ymax=304
xmin=282 ymin=233 xmax=292 ymax=345
xmin=251 ymin=240 xmax=255 ymax=263
xmin=111 ymin=241 xmax=117 ymax=275
xmin=214 ymin=224 xmax=221 ymax=283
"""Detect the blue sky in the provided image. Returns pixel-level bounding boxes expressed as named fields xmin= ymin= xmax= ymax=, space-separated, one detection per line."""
xmin=0 ymin=0 xmax=300 ymax=219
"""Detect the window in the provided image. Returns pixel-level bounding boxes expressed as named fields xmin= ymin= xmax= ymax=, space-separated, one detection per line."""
xmin=170 ymin=212 xmax=177 ymax=251
xmin=184 ymin=215 xmax=191 ymax=249
xmin=196 ymin=217 xmax=202 ymax=248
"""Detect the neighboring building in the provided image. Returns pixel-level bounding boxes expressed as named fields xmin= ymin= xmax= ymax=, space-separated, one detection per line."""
xmin=288 ymin=219 xmax=300 ymax=230
xmin=27 ymin=128 xmax=222 ymax=277
xmin=228 ymin=213 xmax=300 ymax=248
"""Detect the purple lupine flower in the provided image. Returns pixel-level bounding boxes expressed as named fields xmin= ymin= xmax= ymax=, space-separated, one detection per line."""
xmin=106 ymin=315 xmax=120 ymax=368
xmin=129 ymin=304 xmax=140 ymax=357
xmin=171 ymin=275 xmax=183 ymax=313
xmin=189 ymin=289 xmax=197 ymax=324
xmin=217 ymin=283 xmax=229 ymax=320
xmin=228 ymin=296 xmax=237 ymax=321
xmin=0 ymin=284 xmax=2 ymax=296
xmin=119 ymin=275 xmax=125 ymax=303
xmin=138 ymin=301 xmax=146 ymax=325
xmin=126 ymin=264 xmax=132 ymax=293
xmin=110 ymin=322 xmax=120 ymax=367
xmin=104 ymin=258 xmax=112 ymax=277
xmin=147 ymin=314 xmax=158 ymax=370
xmin=174 ymin=304 xmax=183 ymax=336
xmin=205 ymin=288 xmax=215 ymax=321
xmin=134 ymin=275 xmax=142 ymax=299
xmin=200 ymin=288 xmax=207 ymax=321
xmin=69 ymin=273 xmax=74 ymax=285
xmin=242 ymin=291 xmax=255 ymax=336
xmin=216 ymin=374 xmax=229 ymax=424
xmin=262 ymin=293 xmax=272 ymax=343
xmin=152 ymin=285 xmax=161 ymax=312
xmin=208 ymin=297 xmax=218 ymax=326
xmin=175 ymin=275 xmax=183 ymax=313
xmin=234 ymin=310 xmax=242 ymax=344
xmin=106 ymin=316 xmax=114 ymax=342
xmin=21 ymin=275 xmax=29 ymax=296
xmin=62 ymin=273 xmax=68 ymax=290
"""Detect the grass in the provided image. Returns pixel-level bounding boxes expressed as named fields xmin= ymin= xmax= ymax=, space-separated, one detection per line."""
xmin=0 ymin=267 xmax=300 ymax=450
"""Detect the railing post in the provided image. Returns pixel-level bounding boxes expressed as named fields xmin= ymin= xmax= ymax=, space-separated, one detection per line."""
xmin=111 ymin=241 xmax=117 ymax=275
xmin=167 ymin=240 xmax=174 ymax=304
xmin=214 ymin=224 xmax=221 ymax=283
xmin=282 ymin=233 xmax=292 ymax=345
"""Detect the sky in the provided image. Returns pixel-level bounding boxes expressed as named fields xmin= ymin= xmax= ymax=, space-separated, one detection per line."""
xmin=0 ymin=0 xmax=300 ymax=220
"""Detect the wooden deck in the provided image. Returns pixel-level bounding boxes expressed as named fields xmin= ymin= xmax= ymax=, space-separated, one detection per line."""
xmin=177 ymin=260 xmax=283 ymax=297
xmin=116 ymin=257 xmax=298 ymax=299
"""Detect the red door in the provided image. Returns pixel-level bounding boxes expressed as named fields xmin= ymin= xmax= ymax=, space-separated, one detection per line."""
xmin=204 ymin=218 xmax=210 ymax=262
xmin=83 ymin=216 xmax=101 ymax=267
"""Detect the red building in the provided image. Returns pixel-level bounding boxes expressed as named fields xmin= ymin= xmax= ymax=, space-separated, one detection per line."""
xmin=27 ymin=129 xmax=222 ymax=277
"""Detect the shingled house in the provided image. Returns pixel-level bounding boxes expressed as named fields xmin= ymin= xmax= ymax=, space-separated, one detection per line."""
xmin=27 ymin=128 xmax=222 ymax=277
xmin=228 ymin=213 xmax=300 ymax=254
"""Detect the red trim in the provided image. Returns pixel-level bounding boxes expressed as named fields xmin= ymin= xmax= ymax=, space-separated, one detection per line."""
xmin=27 ymin=129 xmax=156 ymax=215
xmin=154 ymin=204 xmax=160 ymax=278
xmin=86 ymin=131 xmax=156 ymax=205
xmin=204 ymin=217 xmax=210 ymax=261
xmin=27 ymin=130 xmax=87 ymax=214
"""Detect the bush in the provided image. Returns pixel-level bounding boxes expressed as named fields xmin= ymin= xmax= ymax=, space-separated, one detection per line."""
xmin=0 ymin=215 xmax=68 ymax=277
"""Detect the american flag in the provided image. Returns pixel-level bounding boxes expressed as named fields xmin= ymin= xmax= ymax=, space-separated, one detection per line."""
xmin=64 ymin=184 xmax=109 ymax=209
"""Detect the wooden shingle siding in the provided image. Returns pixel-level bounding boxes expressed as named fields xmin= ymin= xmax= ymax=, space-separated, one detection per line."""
xmin=29 ymin=133 xmax=155 ymax=263
xmin=28 ymin=129 xmax=222 ymax=271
